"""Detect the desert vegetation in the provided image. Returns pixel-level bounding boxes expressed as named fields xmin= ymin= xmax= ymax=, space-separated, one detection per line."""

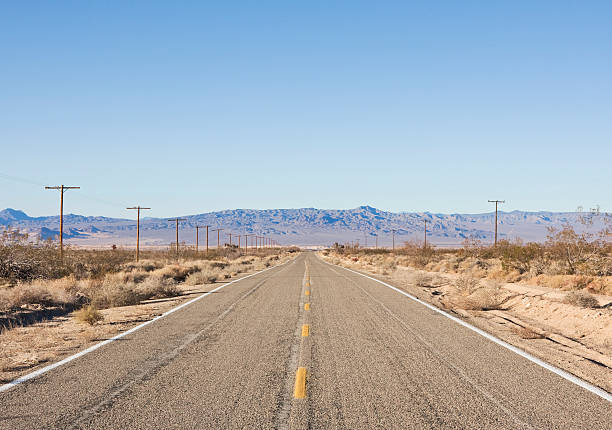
xmin=0 ymin=227 xmax=294 ymax=330
xmin=326 ymin=222 xmax=612 ymax=295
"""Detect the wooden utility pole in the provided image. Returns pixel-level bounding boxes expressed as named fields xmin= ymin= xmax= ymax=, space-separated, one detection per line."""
xmin=488 ymin=200 xmax=505 ymax=246
xmin=424 ymin=219 xmax=427 ymax=248
xmin=228 ymin=232 xmax=232 ymax=246
xmin=212 ymin=228 xmax=224 ymax=249
xmin=168 ymin=218 xmax=186 ymax=254
xmin=45 ymin=185 xmax=80 ymax=260
xmin=195 ymin=225 xmax=210 ymax=253
xmin=127 ymin=206 xmax=151 ymax=262
xmin=392 ymin=229 xmax=397 ymax=251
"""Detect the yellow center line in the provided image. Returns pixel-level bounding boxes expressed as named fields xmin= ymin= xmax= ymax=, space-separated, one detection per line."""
xmin=304 ymin=303 xmax=310 ymax=310
xmin=301 ymin=324 xmax=310 ymax=337
xmin=305 ymin=290 xmax=310 ymax=296
xmin=294 ymin=367 xmax=307 ymax=399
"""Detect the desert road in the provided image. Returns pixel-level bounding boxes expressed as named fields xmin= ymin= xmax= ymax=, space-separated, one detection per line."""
xmin=1 ymin=253 xmax=610 ymax=429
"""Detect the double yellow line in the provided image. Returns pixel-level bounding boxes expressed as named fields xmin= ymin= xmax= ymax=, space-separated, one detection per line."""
xmin=294 ymin=265 xmax=312 ymax=399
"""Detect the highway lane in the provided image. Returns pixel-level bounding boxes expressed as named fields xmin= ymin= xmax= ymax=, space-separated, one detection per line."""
xmin=1 ymin=252 xmax=611 ymax=429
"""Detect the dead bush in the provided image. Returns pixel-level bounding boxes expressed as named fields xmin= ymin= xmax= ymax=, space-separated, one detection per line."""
xmin=564 ymin=291 xmax=599 ymax=309
xmin=90 ymin=282 xmax=141 ymax=309
xmin=454 ymin=275 xmax=481 ymax=296
xmin=414 ymin=273 xmax=433 ymax=288
xmin=75 ymin=305 xmax=103 ymax=325
xmin=185 ymin=269 xmax=220 ymax=285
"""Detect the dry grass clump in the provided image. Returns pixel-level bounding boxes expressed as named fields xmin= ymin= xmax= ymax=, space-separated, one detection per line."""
xmin=185 ymin=268 xmax=221 ymax=285
xmin=152 ymin=264 xmax=200 ymax=283
xmin=564 ymin=291 xmax=599 ymax=309
xmin=0 ymin=278 xmax=82 ymax=312
xmin=449 ymin=279 xmax=507 ymax=311
xmin=75 ymin=305 xmax=103 ymax=325
xmin=90 ymin=281 xmax=141 ymax=309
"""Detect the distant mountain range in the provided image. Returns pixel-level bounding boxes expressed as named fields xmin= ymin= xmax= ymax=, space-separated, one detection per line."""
xmin=0 ymin=206 xmax=609 ymax=248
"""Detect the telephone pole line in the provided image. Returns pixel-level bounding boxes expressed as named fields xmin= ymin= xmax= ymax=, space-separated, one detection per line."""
xmin=488 ymin=200 xmax=505 ymax=246
xmin=126 ymin=206 xmax=150 ymax=262
xmin=45 ymin=185 xmax=80 ymax=260
xmin=168 ymin=218 xmax=186 ymax=254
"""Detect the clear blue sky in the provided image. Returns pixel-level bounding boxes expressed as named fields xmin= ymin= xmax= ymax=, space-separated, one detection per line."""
xmin=1 ymin=1 xmax=610 ymax=219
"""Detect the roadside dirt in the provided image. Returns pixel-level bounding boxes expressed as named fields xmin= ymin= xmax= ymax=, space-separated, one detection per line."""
xmin=320 ymin=253 xmax=612 ymax=394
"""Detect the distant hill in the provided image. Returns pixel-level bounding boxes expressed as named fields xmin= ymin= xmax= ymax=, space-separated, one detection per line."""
xmin=1 ymin=206 xmax=609 ymax=248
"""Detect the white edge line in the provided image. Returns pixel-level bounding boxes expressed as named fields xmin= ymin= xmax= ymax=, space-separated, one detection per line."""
xmin=0 ymin=259 xmax=292 ymax=394
xmin=323 ymin=259 xmax=612 ymax=403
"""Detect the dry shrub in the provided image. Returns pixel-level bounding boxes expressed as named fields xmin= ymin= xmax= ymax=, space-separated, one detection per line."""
xmin=75 ymin=305 xmax=103 ymax=325
xmin=454 ymin=275 xmax=481 ymax=296
xmin=0 ymin=279 xmax=80 ymax=312
xmin=414 ymin=273 xmax=433 ymax=288
xmin=153 ymin=265 xmax=199 ymax=283
xmin=138 ymin=277 xmax=180 ymax=299
xmin=452 ymin=281 xmax=506 ymax=311
xmin=185 ymin=269 xmax=220 ymax=285
xmin=90 ymin=282 xmax=140 ymax=309
xmin=512 ymin=326 xmax=545 ymax=339
xmin=564 ymin=291 xmax=599 ymax=309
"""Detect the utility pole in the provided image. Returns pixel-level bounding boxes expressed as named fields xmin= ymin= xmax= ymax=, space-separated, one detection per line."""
xmin=488 ymin=200 xmax=505 ymax=246
xmin=168 ymin=218 xmax=186 ymax=254
xmin=127 ymin=206 xmax=151 ymax=262
xmin=212 ymin=228 xmax=224 ymax=249
xmin=237 ymin=235 xmax=241 ymax=251
xmin=195 ymin=225 xmax=210 ymax=253
xmin=45 ymin=185 xmax=80 ymax=260
xmin=392 ymin=229 xmax=397 ymax=251
xmin=424 ymin=219 xmax=427 ymax=249
xmin=228 ymin=232 xmax=232 ymax=246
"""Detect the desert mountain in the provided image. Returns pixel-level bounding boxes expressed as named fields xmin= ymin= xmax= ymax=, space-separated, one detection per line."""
xmin=0 ymin=206 xmax=608 ymax=248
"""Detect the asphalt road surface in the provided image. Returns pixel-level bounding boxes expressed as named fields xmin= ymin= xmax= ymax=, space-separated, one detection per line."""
xmin=1 ymin=253 xmax=611 ymax=429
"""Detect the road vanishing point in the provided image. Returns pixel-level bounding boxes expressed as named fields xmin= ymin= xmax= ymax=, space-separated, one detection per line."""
xmin=1 ymin=253 xmax=610 ymax=429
